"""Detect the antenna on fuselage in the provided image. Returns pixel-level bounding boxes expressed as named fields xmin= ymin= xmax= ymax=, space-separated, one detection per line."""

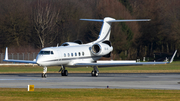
xmin=57 ymin=43 xmax=59 ymax=47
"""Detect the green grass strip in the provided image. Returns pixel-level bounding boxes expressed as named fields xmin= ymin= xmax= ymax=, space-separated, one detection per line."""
xmin=0 ymin=88 xmax=180 ymax=101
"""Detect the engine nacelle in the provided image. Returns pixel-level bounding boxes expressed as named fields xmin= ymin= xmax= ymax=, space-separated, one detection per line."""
xmin=91 ymin=43 xmax=113 ymax=56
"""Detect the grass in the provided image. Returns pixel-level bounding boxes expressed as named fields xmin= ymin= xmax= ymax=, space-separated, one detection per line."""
xmin=0 ymin=61 xmax=180 ymax=73
xmin=0 ymin=88 xmax=180 ymax=101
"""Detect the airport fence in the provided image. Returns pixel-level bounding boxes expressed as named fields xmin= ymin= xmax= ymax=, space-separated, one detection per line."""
xmin=0 ymin=52 xmax=39 ymax=63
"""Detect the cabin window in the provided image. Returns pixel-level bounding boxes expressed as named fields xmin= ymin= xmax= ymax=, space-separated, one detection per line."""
xmin=39 ymin=51 xmax=50 ymax=55
xmin=61 ymin=43 xmax=69 ymax=46
xmin=71 ymin=53 xmax=73 ymax=57
xmin=75 ymin=53 xmax=77 ymax=56
xmin=68 ymin=53 xmax=70 ymax=57
xmin=82 ymin=52 xmax=84 ymax=56
xmin=79 ymin=52 xmax=81 ymax=56
xmin=64 ymin=53 xmax=66 ymax=57
xmin=51 ymin=51 xmax=54 ymax=54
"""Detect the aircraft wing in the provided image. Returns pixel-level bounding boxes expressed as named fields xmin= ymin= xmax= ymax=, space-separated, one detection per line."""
xmin=3 ymin=59 xmax=36 ymax=64
xmin=3 ymin=47 xmax=37 ymax=64
xmin=75 ymin=50 xmax=177 ymax=67
xmin=74 ymin=61 xmax=168 ymax=67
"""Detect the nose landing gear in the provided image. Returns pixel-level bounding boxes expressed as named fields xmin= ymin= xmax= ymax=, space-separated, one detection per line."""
xmin=42 ymin=73 xmax=47 ymax=78
xmin=42 ymin=66 xmax=47 ymax=78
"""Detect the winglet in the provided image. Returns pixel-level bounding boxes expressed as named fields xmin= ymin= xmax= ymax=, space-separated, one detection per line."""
xmin=169 ymin=50 xmax=177 ymax=63
xmin=4 ymin=47 xmax=8 ymax=60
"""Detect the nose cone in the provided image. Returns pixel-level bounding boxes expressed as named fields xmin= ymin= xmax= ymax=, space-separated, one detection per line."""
xmin=36 ymin=55 xmax=43 ymax=66
xmin=36 ymin=55 xmax=49 ymax=66
xmin=36 ymin=59 xmax=40 ymax=65
xmin=36 ymin=58 xmax=41 ymax=66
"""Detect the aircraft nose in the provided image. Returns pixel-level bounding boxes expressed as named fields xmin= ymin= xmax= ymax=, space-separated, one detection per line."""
xmin=36 ymin=59 xmax=40 ymax=65
xmin=36 ymin=55 xmax=46 ymax=66
xmin=36 ymin=57 xmax=42 ymax=66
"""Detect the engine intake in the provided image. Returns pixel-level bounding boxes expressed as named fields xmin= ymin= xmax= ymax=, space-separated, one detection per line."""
xmin=92 ymin=44 xmax=101 ymax=54
xmin=91 ymin=43 xmax=113 ymax=56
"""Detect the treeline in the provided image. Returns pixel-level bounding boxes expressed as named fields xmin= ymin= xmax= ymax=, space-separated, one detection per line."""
xmin=0 ymin=0 xmax=179 ymax=59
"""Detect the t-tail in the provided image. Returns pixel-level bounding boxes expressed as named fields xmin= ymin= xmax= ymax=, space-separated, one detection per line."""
xmin=80 ymin=17 xmax=151 ymax=43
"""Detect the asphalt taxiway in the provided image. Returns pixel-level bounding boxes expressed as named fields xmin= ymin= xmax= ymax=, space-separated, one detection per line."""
xmin=0 ymin=73 xmax=180 ymax=89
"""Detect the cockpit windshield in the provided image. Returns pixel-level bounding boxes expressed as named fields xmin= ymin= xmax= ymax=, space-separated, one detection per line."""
xmin=39 ymin=51 xmax=54 ymax=55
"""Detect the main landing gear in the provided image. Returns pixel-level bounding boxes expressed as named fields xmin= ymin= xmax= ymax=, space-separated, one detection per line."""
xmin=41 ymin=66 xmax=98 ymax=77
xmin=42 ymin=66 xmax=47 ymax=78
xmin=59 ymin=65 xmax=68 ymax=76
xmin=91 ymin=66 xmax=99 ymax=77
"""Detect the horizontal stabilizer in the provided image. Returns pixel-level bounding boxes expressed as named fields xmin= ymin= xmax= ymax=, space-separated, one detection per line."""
xmin=80 ymin=19 xmax=103 ymax=22
xmin=80 ymin=18 xmax=151 ymax=23
xmin=107 ymin=19 xmax=151 ymax=23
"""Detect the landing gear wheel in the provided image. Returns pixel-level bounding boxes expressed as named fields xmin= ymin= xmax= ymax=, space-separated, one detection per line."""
xmin=61 ymin=72 xmax=64 ymax=76
xmin=91 ymin=71 xmax=98 ymax=77
xmin=60 ymin=66 xmax=68 ymax=76
xmin=91 ymin=66 xmax=99 ymax=77
xmin=61 ymin=70 xmax=68 ymax=76
xmin=91 ymin=71 xmax=95 ymax=76
xmin=95 ymin=72 xmax=98 ymax=76
xmin=64 ymin=70 xmax=68 ymax=76
xmin=42 ymin=73 xmax=47 ymax=78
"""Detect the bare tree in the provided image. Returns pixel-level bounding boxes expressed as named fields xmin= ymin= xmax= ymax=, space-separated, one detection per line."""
xmin=32 ymin=0 xmax=59 ymax=48
xmin=0 ymin=0 xmax=31 ymax=48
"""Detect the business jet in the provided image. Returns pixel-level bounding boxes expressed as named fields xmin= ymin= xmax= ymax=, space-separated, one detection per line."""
xmin=3 ymin=17 xmax=177 ymax=78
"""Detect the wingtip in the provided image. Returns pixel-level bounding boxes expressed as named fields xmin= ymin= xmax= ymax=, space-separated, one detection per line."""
xmin=4 ymin=47 xmax=8 ymax=60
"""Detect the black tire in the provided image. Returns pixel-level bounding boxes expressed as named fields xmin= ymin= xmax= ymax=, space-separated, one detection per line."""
xmin=42 ymin=73 xmax=47 ymax=78
xmin=44 ymin=74 xmax=47 ymax=78
xmin=91 ymin=71 xmax=96 ymax=76
xmin=64 ymin=70 xmax=68 ymax=76
xmin=61 ymin=71 xmax=64 ymax=76
xmin=95 ymin=72 xmax=98 ymax=77
xmin=91 ymin=71 xmax=94 ymax=76
xmin=61 ymin=70 xmax=68 ymax=76
xmin=94 ymin=71 xmax=97 ymax=77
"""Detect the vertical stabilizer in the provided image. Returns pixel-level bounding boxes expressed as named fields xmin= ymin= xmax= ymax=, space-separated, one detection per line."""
xmin=80 ymin=17 xmax=150 ymax=43
xmin=80 ymin=17 xmax=115 ymax=42
xmin=97 ymin=17 xmax=115 ymax=42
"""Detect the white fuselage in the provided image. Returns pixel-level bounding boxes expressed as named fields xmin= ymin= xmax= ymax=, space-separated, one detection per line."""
xmin=36 ymin=17 xmax=117 ymax=67
xmin=36 ymin=44 xmax=102 ymax=67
